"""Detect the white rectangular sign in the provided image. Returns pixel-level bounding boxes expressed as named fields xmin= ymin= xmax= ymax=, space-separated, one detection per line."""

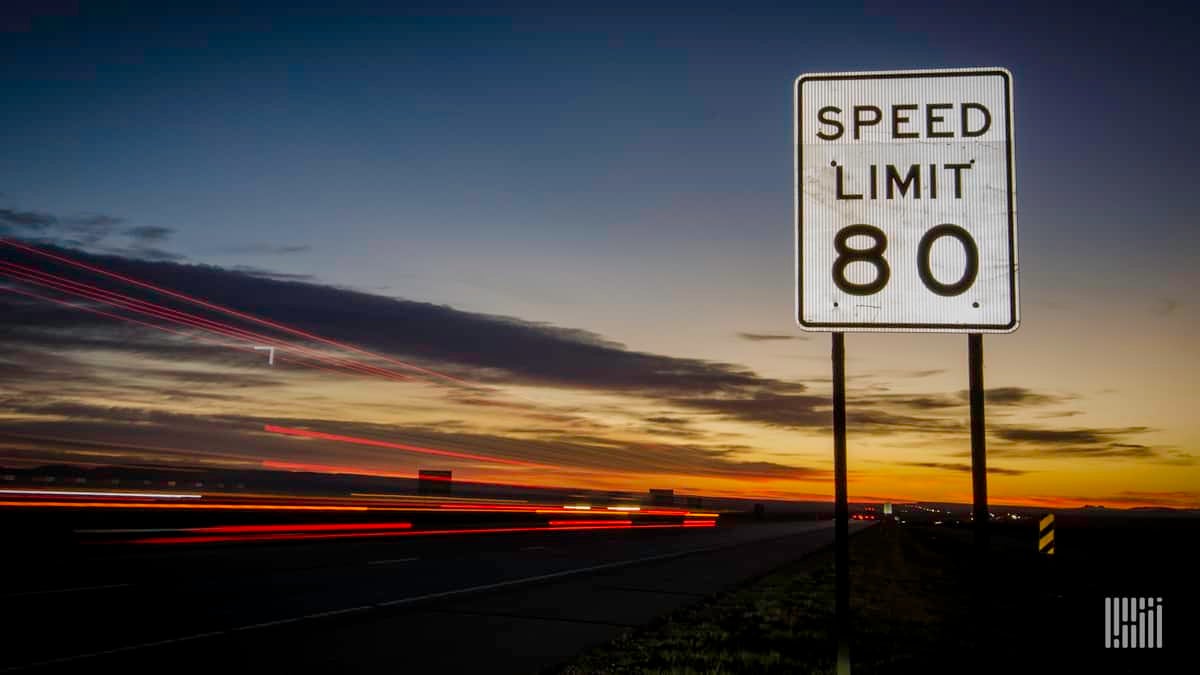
xmin=795 ymin=68 xmax=1018 ymax=332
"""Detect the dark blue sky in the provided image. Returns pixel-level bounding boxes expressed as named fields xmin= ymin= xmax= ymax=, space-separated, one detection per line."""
xmin=3 ymin=1 xmax=1195 ymax=335
xmin=4 ymin=3 xmax=1193 ymax=255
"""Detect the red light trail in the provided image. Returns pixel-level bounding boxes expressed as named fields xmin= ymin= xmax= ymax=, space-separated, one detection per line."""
xmin=0 ymin=488 xmax=200 ymax=499
xmin=263 ymin=459 xmax=537 ymax=487
xmin=195 ymin=522 xmax=412 ymax=534
xmin=264 ymin=424 xmax=553 ymax=468
xmin=0 ymin=263 xmax=378 ymax=378
xmin=0 ymin=283 xmax=351 ymax=378
xmin=547 ymin=520 xmax=632 ymax=526
xmin=1 ymin=238 xmax=468 ymax=386
xmin=2 ymin=493 xmax=720 ymax=519
xmin=131 ymin=521 xmax=716 ymax=545
xmin=0 ymin=240 xmax=750 ymax=506
xmin=0 ymin=239 xmax=616 ymax=469
xmin=1 ymin=496 xmax=721 ymax=521
xmin=0 ymin=261 xmax=407 ymax=382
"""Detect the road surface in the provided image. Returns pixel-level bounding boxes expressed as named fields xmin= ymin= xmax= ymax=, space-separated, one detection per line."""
xmin=4 ymin=519 xmax=870 ymax=672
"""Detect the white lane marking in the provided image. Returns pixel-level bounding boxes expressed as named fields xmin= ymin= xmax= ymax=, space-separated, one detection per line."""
xmin=2 ymin=631 xmax=225 ymax=672
xmin=124 ymin=631 xmax=225 ymax=649
xmin=0 ymin=489 xmax=201 ymax=499
xmin=232 ymin=605 xmax=375 ymax=631
xmin=232 ymin=617 xmax=306 ymax=631
xmin=2 ymin=583 xmax=132 ymax=599
xmin=367 ymin=557 xmax=419 ymax=566
xmin=5 ymin=522 xmax=853 ymax=672
xmin=304 ymin=606 xmax=374 ymax=620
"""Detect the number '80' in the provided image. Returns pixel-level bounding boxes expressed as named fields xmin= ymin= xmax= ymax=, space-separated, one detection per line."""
xmin=833 ymin=224 xmax=979 ymax=297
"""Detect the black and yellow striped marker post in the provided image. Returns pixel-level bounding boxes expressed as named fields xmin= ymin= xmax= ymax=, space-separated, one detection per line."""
xmin=1038 ymin=513 xmax=1055 ymax=556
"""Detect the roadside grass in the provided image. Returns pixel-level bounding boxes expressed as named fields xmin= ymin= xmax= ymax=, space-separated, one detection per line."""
xmin=550 ymin=522 xmax=1029 ymax=674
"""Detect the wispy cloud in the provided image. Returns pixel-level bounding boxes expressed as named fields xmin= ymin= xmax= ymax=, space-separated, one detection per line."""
xmin=1154 ymin=298 xmax=1179 ymax=316
xmin=101 ymin=245 xmax=185 ymax=261
xmin=230 ymin=265 xmax=315 ymax=282
xmin=122 ymin=226 xmax=174 ymax=244
xmin=1105 ymin=490 xmax=1198 ymax=506
xmin=644 ymin=416 xmax=689 ymax=425
xmin=994 ymin=425 xmax=1150 ymax=447
xmin=855 ymin=393 xmax=963 ymax=411
xmin=904 ymin=369 xmax=946 ymax=379
xmin=898 ymin=461 xmax=1029 ymax=476
xmin=985 ymin=424 xmax=1181 ymax=462
xmin=858 ymin=387 xmax=1072 ymax=413
xmin=972 ymin=387 xmax=1073 ymax=407
xmin=0 ymin=208 xmax=56 ymax=229
xmin=221 ymin=243 xmax=312 ymax=255
xmin=736 ymin=332 xmax=806 ymax=342
xmin=2 ymin=203 xmax=185 ymax=261
xmin=1 ymin=208 xmax=125 ymax=246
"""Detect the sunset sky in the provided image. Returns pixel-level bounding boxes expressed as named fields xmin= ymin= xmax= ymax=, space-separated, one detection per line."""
xmin=1 ymin=2 xmax=1196 ymax=508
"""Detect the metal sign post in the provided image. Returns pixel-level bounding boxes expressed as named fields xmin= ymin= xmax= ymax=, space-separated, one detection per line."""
xmin=968 ymin=333 xmax=988 ymax=549
xmin=831 ymin=332 xmax=850 ymax=675
xmin=794 ymin=68 xmax=1018 ymax=674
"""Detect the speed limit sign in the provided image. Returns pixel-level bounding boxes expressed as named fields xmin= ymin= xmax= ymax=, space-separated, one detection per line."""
xmin=794 ymin=68 xmax=1018 ymax=332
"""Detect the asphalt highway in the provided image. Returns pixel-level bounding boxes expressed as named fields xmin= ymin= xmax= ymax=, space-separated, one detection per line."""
xmin=3 ymin=519 xmax=871 ymax=672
